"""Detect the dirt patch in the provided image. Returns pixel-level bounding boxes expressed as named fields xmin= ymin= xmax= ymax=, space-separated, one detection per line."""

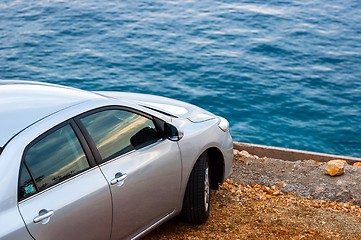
xmin=232 ymin=150 xmax=361 ymax=205
xmin=144 ymin=152 xmax=361 ymax=239
xmin=145 ymin=180 xmax=361 ymax=239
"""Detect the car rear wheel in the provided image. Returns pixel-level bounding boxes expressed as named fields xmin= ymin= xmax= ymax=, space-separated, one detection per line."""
xmin=181 ymin=152 xmax=210 ymax=224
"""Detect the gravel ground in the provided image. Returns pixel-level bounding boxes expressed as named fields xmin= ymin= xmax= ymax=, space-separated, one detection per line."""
xmin=232 ymin=150 xmax=361 ymax=205
xmin=144 ymin=151 xmax=361 ymax=239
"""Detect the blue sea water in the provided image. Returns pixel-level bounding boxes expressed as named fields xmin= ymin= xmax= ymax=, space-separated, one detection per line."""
xmin=0 ymin=0 xmax=360 ymax=157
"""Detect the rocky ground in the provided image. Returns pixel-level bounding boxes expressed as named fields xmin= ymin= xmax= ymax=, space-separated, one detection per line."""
xmin=232 ymin=149 xmax=361 ymax=205
xmin=144 ymin=151 xmax=361 ymax=239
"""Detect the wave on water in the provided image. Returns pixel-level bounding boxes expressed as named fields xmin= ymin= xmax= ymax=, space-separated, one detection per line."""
xmin=0 ymin=0 xmax=360 ymax=156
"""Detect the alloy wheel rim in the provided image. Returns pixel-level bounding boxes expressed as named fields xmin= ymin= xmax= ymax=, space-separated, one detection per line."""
xmin=204 ymin=163 xmax=210 ymax=212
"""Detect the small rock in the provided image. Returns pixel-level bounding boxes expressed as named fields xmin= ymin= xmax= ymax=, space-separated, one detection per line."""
xmin=324 ymin=160 xmax=347 ymax=176
xmin=313 ymin=203 xmax=321 ymax=208
xmin=272 ymin=189 xmax=282 ymax=195
xmin=239 ymin=150 xmax=252 ymax=158
xmin=304 ymin=159 xmax=321 ymax=166
xmin=260 ymin=157 xmax=267 ymax=164
xmin=233 ymin=149 xmax=240 ymax=155
xmin=277 ymin=181 xmax=286 ymax=188
xmin=353 ymin=162 xmax=361 ymax=167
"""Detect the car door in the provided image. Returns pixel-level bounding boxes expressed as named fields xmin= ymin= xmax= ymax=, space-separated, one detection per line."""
xmin=18 ymin=121 xmax=112 ymax=240
xmin=77 ymin=108 xmax=182 ymax=240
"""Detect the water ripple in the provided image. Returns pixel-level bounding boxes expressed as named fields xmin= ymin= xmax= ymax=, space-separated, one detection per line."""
xmin=0 ymin=0 xmax=360 ymax=156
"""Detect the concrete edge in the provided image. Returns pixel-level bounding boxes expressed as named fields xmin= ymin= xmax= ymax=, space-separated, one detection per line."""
xmin=233 ymin=142 xmax=361 ymax=165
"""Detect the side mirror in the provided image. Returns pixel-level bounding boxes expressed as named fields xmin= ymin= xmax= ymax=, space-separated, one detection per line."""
xmin=130 ymin=127 xmax=159 ymax=149
xmin=164 ymin=123 xmax=183 ymax=141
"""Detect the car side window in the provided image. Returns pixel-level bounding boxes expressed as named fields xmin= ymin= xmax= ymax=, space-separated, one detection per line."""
xmin=19 ymin=164 xmax=37 ymax=201
xmin=19 ymin=124 xmax=90 ymax=201
xmin=79 ymin=109 xmax=160 ymax=162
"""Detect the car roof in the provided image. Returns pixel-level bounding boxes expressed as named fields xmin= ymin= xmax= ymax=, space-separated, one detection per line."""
xmin=0 ymin=80 xmax=106 ymax=148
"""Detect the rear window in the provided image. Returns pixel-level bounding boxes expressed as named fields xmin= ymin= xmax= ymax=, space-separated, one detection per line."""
xmin=19 ymin=124 xmax=90 ymax=201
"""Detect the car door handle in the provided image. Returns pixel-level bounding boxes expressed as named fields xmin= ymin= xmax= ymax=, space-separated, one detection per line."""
xmin=33 ymin=209 xmax=54 ymax=224
xmin=110 ymin=172 xmax=127 ymax=185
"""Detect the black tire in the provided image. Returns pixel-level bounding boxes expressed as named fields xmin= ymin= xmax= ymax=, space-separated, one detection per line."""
xmin=181 ymin=152 xmax=210 ymax=224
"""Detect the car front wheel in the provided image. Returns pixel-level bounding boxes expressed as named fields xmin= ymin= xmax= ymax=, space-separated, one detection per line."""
xmin=181 ymin=152 xmax=210 ymax=224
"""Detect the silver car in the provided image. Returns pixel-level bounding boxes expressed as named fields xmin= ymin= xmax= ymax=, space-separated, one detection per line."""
xmin=0 ymin=80 xmax=233 ymax=240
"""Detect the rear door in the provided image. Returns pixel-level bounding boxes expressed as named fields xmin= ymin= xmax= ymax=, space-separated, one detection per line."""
xmin=18 ymin=121 xmax=112 ymax=240
xmin=77 ymin=108 xmax=182 ymax=239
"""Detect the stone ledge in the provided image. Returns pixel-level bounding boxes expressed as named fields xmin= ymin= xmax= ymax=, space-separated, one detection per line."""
xmin=233 ymin=142 xmax=361 ymax=165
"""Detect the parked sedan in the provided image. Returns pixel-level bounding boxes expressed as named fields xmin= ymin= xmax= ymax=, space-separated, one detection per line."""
xmin=0 ymin=80 xmax=233 ymax=240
